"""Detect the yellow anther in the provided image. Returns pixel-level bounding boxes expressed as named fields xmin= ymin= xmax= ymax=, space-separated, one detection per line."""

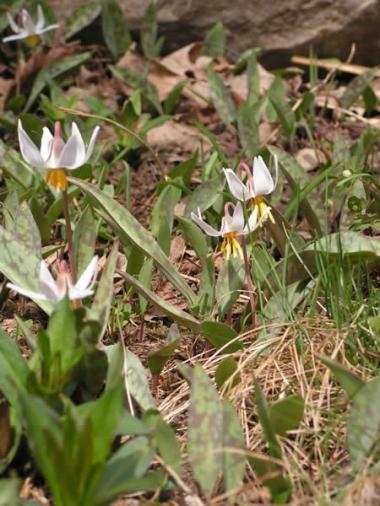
xmin=46 ymin=168 xmax=67 ymax=191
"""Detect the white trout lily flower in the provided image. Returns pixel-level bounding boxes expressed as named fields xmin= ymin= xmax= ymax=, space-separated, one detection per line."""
xmin=3 ymin=5 xmax=59 ymax=45
xmin=223 ymin=156 xmax=278 ymax=226
xmin=7 ymin=256 xmax=98 ymax=303
xmin=191 ymin=201 xmax=270 ymax=259
xmin=18 ymin=120 xmax=100 ymax=191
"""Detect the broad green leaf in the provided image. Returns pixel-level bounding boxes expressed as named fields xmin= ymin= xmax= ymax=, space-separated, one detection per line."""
xmin=268 ymin=146 xmax=323 ymax=236
xmin=192 ymin=120 xmax=227 ymax=165
xmin=69 ymin=177 xmax=196 ymax=305
xmin=207 ymin=66 xmax=236 ymax=126
xmin=202 ymin=21 xmax=225 ymax=58
xmin=88 ymin=242 xmax=118 ymax=340
xmin=101 ymin=0 xmax=132 ymax=60
xmin=199 ymin=320 xmax=242 ymax=352
xmin=167 ymin=151 xmax=197 ymax=186
xmin=237 ymin=101 xmax=260 ymax=157
xmin=124 ymin=348 xmax=155 ymax=410
xmin=341 ymin=68 xmax=377 ymax=109
xmin=185 ymin=173 xmax=225 ymax=217
xmin=319 ymin=355 xmax=364 ymax=399
xmin=164 ymin=79 xmax=187 ymax=114
xmin=73 ymin=206 xmax=97 ymax=277
xmin=177 ymin=216 xmax=208 ymax=262
xmin=118 ymin=270 xmax=201 ymax=331
xmin=0 ymin=329 xmax=29 ymax=392
xmin=215 ymin=356 xmax=240 ymax=390
xmin=5 ymin=198 xmax=41 ymax=257
xmin=216 ymin=256 xmax=245 ymax=318
xmin=254 ymin=380 xmax=281 ymax=459
xmin=143 ymin=410 xmax=181 ymax=474
xmin=274 ymin=232 xmax=380 ymax=287
xmin=247 ymin=50 xmax=261 ymax=106
xmin=25 ymin=52 xmax=92 ymax=111
xmin=268 ymin=76 xmax=295 ymax=138
xmin=348 ymin=376 xmax=380 ymax=469
xmin=0 ymin=226 xmax=53 ymax=314
xmin=94 ymin=437 xmax=159 ymax=503
xmin=188 ymin=364 xmax=223 ymax=498
xmin=222 ymin=400 xmax=246 ymax=492
xmin=137 ymin=258 xmax=153 ymax=313
xmin=64 ymin=0 xmax=102 ymax=40
xmin=104 ymin=342 xmax=124 ymax=392
xmin=269 ymin=395 xmax=304 ymax=437
xmin=148 ymin=324 xmax=180 ymax=376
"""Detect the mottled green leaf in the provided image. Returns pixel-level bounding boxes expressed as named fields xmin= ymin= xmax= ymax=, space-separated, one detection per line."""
xmin=348 ymin=376 xmax=380 ymax=469
xmin=73 ymin=206 xmax=97 ymax=277
xmin=69 ymin=177 xmax=196 ymax=305
xmin=207 ymin=66 xmax=236 ymax=125
xmin=88 ymin=242 xmax=118 ymax=340
xmin=101 ymin=0 xmax=132 ymax=60
xmin=268 ymin=76 xmax=295 ymax=138
xmin=0 ymin=226 xmax=53 ymax=314
xmin=124 ymin=348 xmax=155 ymax=410
xmin=188 ymin=364 xmax=223 ymax=498
xmin=25 ymin=52 xmax=92 ymax=111
xmin=185 ymin=173 xmax=225 ymax=217
xmin=148 ymin=324 xmax=180 ymax=376
xmin=216 ymin=256 xmax=245 ymax=318
xmin=64 ymin=0 xmax=102 ymax=40
xmin=222 ymin=400 xmax=246 ymax=492
xmin=202 ymin=21 xmax=225 ymax=58
xmin=118 ymin=269 xmax=201 ymax=331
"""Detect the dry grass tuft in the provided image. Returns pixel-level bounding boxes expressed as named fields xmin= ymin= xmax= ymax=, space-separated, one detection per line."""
xmin=156 ymin=316 xmax=371 ymax=504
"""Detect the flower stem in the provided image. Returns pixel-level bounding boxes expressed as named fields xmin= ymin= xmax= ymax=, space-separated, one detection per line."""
xmin=240 ymin=236 xmax=257 ymax=328
xmin=62 ymin=189 xmax=77 ymax=284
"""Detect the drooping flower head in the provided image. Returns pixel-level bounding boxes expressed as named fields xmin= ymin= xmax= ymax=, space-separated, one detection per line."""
xmin=7 ymin=256 xmax=99 ymax=303
xmin=191 ymin=201 xmax=270 ymax=260
xmin=18 ymin=120 xmax=100 ymax=191
xmin=3 ymin=5 xmax=59 ymax=45
xmin=223 ymin=156 xmax=278 ymax=226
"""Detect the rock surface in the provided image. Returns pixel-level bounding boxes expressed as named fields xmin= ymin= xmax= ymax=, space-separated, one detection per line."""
xmin=50 ymin=0 xmax=380 ymax=67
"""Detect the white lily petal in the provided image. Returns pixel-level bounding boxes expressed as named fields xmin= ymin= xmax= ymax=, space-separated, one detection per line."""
xmin=7 ymin=13 xmax=20 ymax=33
xmin=244 ymin=206 xmax=272 ymax=234
xmin=229 ymin=202 xmax=245 ymax=233
xmin=223 ymin=168 xmax=252 ymax=201
xmin=21 ymin=9 xmax=36 ymax=35
xmin=2 ymin=33 xmax=28 ymax=42
xmin=39 ymin=261 xmax=61 ymax=300
xmin=6 ymin=282 xmax=48 ymax=301
xmin=84 ymin=125 xmax=100 ymax=163
xmin=40 ymin=127 xmax=53 ymax=161
xmin=68 ymin=287 xmax=95 ymax=300
xmin=35 ymin=5 xmax=45 ymax=31
xmin=74 ymin=255 xmax=98 ymax=292
xmin=18 ymin=120 xmax=45 ymax=168
xmin=37 ymin=23 xmax=59 ymax=35
xmin=59 ymin=123 xmax=86 ymax=168
xmin=191 ymin=210 xmax=221 ymax=237
xmin=252 ymin=156 xmax=275 ymax=196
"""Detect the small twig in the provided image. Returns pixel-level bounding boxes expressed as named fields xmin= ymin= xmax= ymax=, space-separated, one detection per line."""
xmin=54 ymin=105 xmax=166 ymax=177
xmin=62 ymin=189 xmax=77 ymax=284
xmin=155 ymin=455 xmax=206 ymax=506
xmin=291 ymin=54 xmax=380 ymax=77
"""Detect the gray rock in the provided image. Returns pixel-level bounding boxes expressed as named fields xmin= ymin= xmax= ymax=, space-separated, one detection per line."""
xmin=50 ymin=0 xmax=380 ymax=67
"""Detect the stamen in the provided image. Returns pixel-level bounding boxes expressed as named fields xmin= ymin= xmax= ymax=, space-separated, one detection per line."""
xmin=25 ymin=34 xmax=41 ymax=47
xmin=249 ymin=196 xmax=275 ymax=226
xmin=46 ymin=168 xmax=67 ymax=191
